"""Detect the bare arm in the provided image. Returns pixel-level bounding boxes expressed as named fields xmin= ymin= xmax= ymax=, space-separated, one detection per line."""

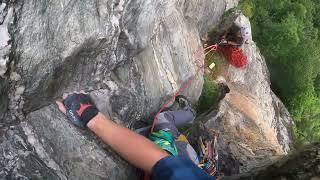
xmin=56 ymin=93 xmax=169 ymax=173
xmin=87 ymin=112 xmax=169 ymax=172
xmin=226 ymin=41 xmax=241 ymax=46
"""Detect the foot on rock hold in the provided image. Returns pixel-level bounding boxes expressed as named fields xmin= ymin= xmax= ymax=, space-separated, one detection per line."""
xmin=175 ymin=95 xmax=191 ymax=108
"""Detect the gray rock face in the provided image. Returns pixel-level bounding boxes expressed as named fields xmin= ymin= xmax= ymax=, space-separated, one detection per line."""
xmin=0 ymin=78 xmax=8 ymax=120
xmin=12 ymin=0 xmax=237 ymax=115
xmin=201 ymin=15 xmax=294 ymax=175
xmin=0 ymin=0 xmax=12 ymax=122
xmin=24 ymin=105 xmax=135 ymax=180
xmin=0 ymin=0 xmax=239 ymax=179
xmin=271 ymin=92 xmax=294 ymax=154
xmin=236 ymin=143 xmax=320 ymax=180
xmin=0 ymin=0 xmax=13 ymax=77
xmin=0 ymin=126 xmax=60 ymax=179
xmin=14 ymin=0 xmax=208 ymax=114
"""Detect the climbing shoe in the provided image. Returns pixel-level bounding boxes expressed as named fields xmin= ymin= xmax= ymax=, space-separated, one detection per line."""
xmin=175 ymin=95 xmax=191 ymax=108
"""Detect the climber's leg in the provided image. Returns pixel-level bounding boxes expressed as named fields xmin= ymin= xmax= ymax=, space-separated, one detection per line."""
xmin=154 ymin=105 xmax=196 ymax=137
xmin=162 ymin=106 xmax=196 ymax=127
xmin=153 ymin=105 xmax=199 ymax=165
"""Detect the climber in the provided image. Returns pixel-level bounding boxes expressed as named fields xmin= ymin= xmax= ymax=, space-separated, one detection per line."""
xmin=217 ymin=23 xmax=250 ymax=68
xmin=143 ymin=95 xmax=199 ymax=162
xmin=146 ymin=95 xmax=218 ymax=177
xmin=220 ymin=23 xmax=251 ymax=46
xmin=56 ymin=92 xmax=214 ymax=180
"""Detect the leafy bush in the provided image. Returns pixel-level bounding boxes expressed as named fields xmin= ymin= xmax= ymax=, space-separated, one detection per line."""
xmin=196 ymin=48 xmax=228 ymax=114
xmin=240 ymin=0 xmax=255 ymax=18
xmin=196 ymin=75 xmax=218 ymax=114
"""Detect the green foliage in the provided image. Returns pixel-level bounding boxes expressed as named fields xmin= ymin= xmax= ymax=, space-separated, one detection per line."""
xmin=315 ymin=75 xmax=320 ymax=97
xmin=249 ymin=0 xmax=320 ymax=143
xmin=223 ymin=7 xmax=239 ymax=19
xmin=292 ymin=93 xmax=320 ymax=144
xmin=197 ymin=75 xmax=219 ymax=114
xmin=240 ymin=0 xmax=255 ymax=18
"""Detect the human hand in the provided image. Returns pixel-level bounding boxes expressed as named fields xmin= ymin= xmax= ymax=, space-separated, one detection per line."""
xmin=56 ymin=92 xmax=99 ymax=128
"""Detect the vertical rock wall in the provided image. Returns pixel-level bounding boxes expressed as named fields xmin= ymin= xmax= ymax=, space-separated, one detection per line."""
xmin=200 ymin=15 xmax=294 ymax=175
xmin=0 ymin=0 xmax=239 ymax=179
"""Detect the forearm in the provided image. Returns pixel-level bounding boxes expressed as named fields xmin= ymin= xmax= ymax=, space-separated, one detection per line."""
xmin=227 ymin=41 xmax=240 ymax=46
xmin=87 ymin=113 xmax=169 ymax=172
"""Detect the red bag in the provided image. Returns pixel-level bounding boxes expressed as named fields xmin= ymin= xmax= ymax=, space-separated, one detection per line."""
xmin=218 ymin=45 xmax=248 ymax=68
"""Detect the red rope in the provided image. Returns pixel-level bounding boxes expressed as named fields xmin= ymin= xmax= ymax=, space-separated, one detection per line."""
xmin=150 ymin=44 xmax=218 ymax=132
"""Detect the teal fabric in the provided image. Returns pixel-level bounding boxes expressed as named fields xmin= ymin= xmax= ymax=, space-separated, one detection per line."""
xmin=149 ymin=130 xmax=178 ymax=156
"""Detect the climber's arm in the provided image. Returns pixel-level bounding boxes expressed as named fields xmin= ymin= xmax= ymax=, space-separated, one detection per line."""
xmin=87 ymin=112 xmax=169 ymax=172
xmin=56 ymin=93 xmax=213 ymax=180
xmin=56 ymin=93 xmax=168 ymax=173
xmin=226 ymin=40 xmax=241 ymax=46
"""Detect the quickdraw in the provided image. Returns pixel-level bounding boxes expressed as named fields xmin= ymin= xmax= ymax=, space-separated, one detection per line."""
xmin=198 ymin=130 xmax=219 ymax=176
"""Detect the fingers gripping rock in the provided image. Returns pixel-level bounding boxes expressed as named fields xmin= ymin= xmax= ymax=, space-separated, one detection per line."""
xmin=63 ymin=93 xmax=99 ymax=128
